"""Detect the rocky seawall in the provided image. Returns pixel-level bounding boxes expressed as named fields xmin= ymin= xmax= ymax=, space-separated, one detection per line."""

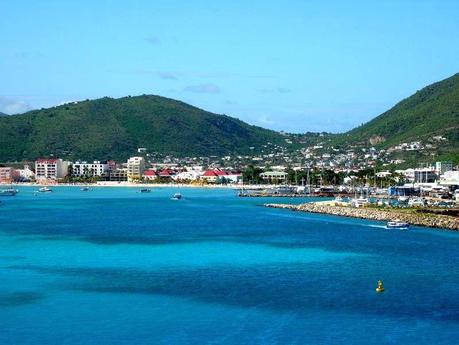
xmin=265 ymin=203 xmax=459 ymax=231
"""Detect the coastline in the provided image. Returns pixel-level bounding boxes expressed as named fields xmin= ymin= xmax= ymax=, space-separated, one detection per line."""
xmin=265 ymin=202 xmax=459 ymax=231
xmin=4 ymin=182 xmax=240 ymax=189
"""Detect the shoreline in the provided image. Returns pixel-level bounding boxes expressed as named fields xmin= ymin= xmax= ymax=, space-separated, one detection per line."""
xmin=264 ymin=202 xmax=459 ymax=231
xmin=3 ymin=182 xmax=239 ymax=189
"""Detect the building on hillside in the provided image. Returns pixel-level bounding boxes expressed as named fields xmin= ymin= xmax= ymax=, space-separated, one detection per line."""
xmin=0 ymin=167 xmax=19 ymax=183
xmin=127 ymin=157 xmax=146 ymax=181
xmin=35 ymin=158 xmax=70 ymax=181
xmin=376 ymin=171 xmax=392 ymax=178
xmin=435 ymin=161 xmax=453 ymax=175
xmin=72 ymin=161 xmax=109 ymax=177
xmin=259 ymin=171 xmax=288 ymax=184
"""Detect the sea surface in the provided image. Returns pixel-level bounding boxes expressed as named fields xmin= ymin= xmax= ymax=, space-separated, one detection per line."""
xmin=0 ymin=186 xmax=458 ymax=344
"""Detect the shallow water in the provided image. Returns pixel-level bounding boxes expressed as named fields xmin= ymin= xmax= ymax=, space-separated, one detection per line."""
xmin=0 ymin=187 xmax=458 ymax=344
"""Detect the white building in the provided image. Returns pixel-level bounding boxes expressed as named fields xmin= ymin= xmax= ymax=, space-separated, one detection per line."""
xmin=35 ymin=158 xmax=70 ymax=181
xmin=72 ymin=161 xmax=109 ymax=177
xmin=439 ymin=171 xmax=459 ymax=186
xmin=127 ymin=156 xmax=146 ymax=181
xmin=259 ymin=171 xmax=288 ymax=183
xmin=173 ymin=170 xmax=201 ymax=181
xmin=16 ymin=164 xmax=35 ymax=181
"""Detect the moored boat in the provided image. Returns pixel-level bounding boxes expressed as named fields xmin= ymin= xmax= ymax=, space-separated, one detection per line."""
xmin=38 ymin=187 xmax=53 ymax=193
xmin=0 ymin=187 xmax=19 ymax=196
xmin=81 ymin=187 xmax=90 ymax=191
xmin=140 ymin=188 xmax=151 ymax=193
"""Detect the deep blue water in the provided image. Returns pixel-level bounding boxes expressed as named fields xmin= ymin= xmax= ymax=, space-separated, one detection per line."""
xmin=0 ymin=186 xmax=458 ymax=344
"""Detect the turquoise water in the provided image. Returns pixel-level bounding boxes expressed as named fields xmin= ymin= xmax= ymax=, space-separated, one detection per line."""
xmin=0 ymin=187 xmax=458 ymax=344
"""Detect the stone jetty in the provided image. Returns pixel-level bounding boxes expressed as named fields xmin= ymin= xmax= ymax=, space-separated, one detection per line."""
xmin=265 ymin=202 xmax=459 ymax=231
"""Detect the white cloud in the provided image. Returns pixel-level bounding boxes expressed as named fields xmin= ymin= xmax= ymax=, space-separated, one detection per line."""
xmin=0 ymin=96 xmax=33 ymax=114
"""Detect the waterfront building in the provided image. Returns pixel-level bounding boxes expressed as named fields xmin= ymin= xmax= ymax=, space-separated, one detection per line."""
xmin=106 ymin=168 xmax=128 ymax=182
xmin=173 ymin=170 xmax=201 ymax=181
xmin=127 ymin=156 xmax=146 ymax=181
xmin=35 ymin=158 xmax=70 ymax=181
xmin=414 ymin=168 xmax=437 ymax=183
xmin=259 ymin=171 xmax=288 ymax=184
xmin=72 ymin=161 xmax=109 ymax=177
xmin=16 ymin=164 xmax=35 ymax=181
xmin=439 ymin=171 xmax=459 ymax=187
xmin=0 ymin=167 xmax=19 ymax=183
xmin=143 ymin=169 xmax=157 ymax=181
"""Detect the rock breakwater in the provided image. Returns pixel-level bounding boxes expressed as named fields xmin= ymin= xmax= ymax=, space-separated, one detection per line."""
xmin=265 ymin=203 xmax=459 ymax=231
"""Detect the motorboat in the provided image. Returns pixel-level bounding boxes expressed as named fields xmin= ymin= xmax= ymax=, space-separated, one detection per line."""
xmin=171 ymin=193 xmax=182 ymax=200
xmin=140 ymin=188 xmax=151 ymax=193
xmin=0 ymin=187 xmax=19 ymax=196
xmin=81 ymin=187 xmax=90 ymax=191
xmin=38 ymin=187 xmax=52 ymax=193
xmin=386 ymin=219 xmax=409 ymax=229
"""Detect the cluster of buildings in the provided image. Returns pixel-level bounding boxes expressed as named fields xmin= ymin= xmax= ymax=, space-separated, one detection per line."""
xmin=0 ymin=156 xmax=243 ymax=185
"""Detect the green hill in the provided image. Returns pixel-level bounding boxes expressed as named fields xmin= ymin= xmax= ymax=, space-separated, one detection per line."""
xmin=0 ymin=95 xmax=287 ymax=161
xmin=339 ymin=73 xmax=459 ymax=151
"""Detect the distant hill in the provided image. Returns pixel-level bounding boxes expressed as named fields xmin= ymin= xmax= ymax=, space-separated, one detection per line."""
xmin=0 ymin=95 xmax=289 ymax=161
xmin=0 ymin=73 xmax=458 ymax=164
xmin=338 ymin=73 xmax=459 ymax=154
xmin=0 ymin=112 xmax=8 ymax=116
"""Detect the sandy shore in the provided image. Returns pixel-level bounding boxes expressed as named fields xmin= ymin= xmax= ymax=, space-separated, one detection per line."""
xmin=265 ymin=202 xmax=459 ymax=231
xmin=4 ymin=182 xmax=264 ymax=189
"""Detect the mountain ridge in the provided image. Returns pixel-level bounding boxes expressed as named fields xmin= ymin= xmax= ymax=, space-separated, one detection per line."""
xmin=0 ymin=73 xmax=458 ymax=163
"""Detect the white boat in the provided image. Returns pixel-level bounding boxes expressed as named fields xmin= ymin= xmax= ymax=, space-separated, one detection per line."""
xmin=38 ymin=187 xmax=52 ymax=193
xmin=81 ymin=187 xmax=90 ymax=191
xmin=386 ymin=219 xmax=409 ymax=229
xmin=350 ymin=198 xmax=369 ymax=207
xmin=0 ymin=187 xmax=19 ymax=196
xmin=171 ymin=193 xmax=182 ymax=200
xmin=408 ymin=198 xmax=425 ymax=207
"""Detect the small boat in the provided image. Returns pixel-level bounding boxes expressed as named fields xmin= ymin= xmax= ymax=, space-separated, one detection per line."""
xmin=140 ymin=188 xmax=151 ymax=193
xmin=171 ymin=193 xmax=182 ymax=200
xmin=0 ymin=187 xmax=19 ymax=196
xmin=81 ymin=187 xmax=90 ymax=191
xmin=386 ymin=219 xmax=409 ymax=229
xmin=38 ymin=187 xmax=53 ymax=193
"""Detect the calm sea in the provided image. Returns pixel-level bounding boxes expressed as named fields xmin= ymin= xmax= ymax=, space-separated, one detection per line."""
xmin=0 ymin=187 xmax=458 ymax=344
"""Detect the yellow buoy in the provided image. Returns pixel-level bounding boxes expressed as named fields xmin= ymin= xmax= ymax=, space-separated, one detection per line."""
xmin=375 ymin=279 xmax=385 ymax=293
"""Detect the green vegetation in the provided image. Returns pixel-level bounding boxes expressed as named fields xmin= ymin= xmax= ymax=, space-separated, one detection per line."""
xmin=335 ymin=72 xmax=459 ymax=162
xmin=0 ymin=72 xmax=458 ymax=163
xmin=0 ymin=95 xmax=288 ymax=161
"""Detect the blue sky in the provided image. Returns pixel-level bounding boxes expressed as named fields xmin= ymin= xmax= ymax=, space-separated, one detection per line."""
xmin=1 ymin=0 xmax=459 ymax=133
